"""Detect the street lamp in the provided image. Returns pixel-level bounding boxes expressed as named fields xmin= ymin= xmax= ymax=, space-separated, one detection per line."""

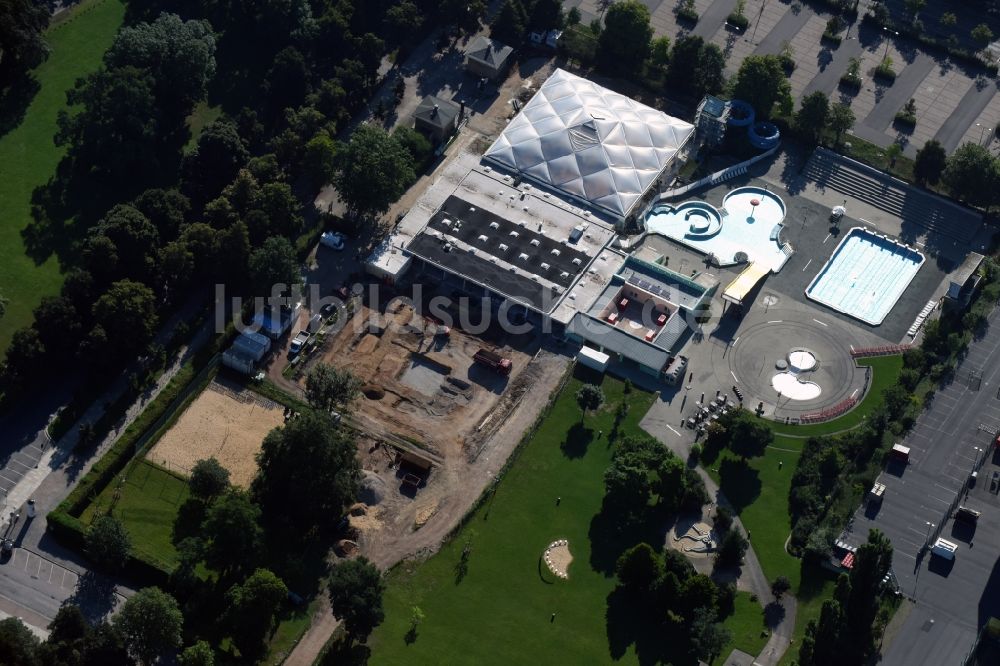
xmin=750 ymin=0 xmax=769 ymax=43
xmin=972 ymin=446 xmax=984 ymax=474
xmin=924 ymin=521 xmax=935 ymax=546
xmin=978 ymin=123 xmax=993 ymax=146
xmin=883 ymin=27 xmax=899 ymax=60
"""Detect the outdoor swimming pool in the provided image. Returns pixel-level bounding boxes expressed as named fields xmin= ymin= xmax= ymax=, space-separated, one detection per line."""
xmin=645 ymin=186 xmax=790 ymax=272
xmin=806 ymin=227 xmax=924 ymax=325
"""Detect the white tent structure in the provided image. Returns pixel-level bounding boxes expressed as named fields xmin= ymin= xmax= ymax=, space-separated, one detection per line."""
xmin=484 ymin=69 xmax=695 ymax=220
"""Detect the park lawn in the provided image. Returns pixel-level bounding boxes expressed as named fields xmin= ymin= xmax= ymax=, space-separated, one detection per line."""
xmin=777 ymin=564 xmax=837 ymax=666
xmin=0 ymin=0 xmax=125 ymax=352
xmin=79 ymin=459 xmax=189 ymax=571
xmin=705 ymin=440 xmax=802 ymax=590
xmin=765 ymin=356 xmax=904 ymax=438
xmin=723 ymin=591 xmax=771 ymax=659
xmin=372 ymin=375 xmax=695 ymax=665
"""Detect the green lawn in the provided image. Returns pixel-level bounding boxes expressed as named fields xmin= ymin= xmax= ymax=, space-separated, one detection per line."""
xmin=724 ymin=591 xmax=771 ymax=659
xmin=765 ymin=356 xmax=904 ymax=437
xmin=80 ymin=459 xmax=189 ymax=571
xmin=370 ymin=374 xmax=769 ymax=665
xmin=0 ymin=0 xmax=125 ymax=352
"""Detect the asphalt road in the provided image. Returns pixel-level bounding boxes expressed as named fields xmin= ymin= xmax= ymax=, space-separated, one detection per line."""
xmin=849 ymin=305 xmax=1000 ymax=665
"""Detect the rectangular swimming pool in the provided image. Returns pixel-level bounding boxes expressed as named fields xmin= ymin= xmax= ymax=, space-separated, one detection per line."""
xmin=806 ymin=227 xmax=924 ymax=325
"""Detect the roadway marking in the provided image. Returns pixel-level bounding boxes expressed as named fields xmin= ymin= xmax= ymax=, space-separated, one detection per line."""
xmin=851 ymin=388 xmax=860 ymax=398
xmin=812 ymin=318 xmax=828 ymax=326
xmin=802 ymin=259 xmax=812 ymax=272
xmin=731 ymin=371 xmax=739 ymax=381
xmin=767 ymin=320 xmax=783 ymax=324
xmin=665 ymin=424 xmax=681 ymax=436
xmin=823 ymin=233 xmax=832 ymax=244
xmin=732 ymin=336 xmax=740 ymax=346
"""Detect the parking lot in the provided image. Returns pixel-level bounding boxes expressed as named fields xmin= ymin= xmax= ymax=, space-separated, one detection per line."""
xmin=7 ymin=548 xmax=79 ymax=592
xmin=850 ymin=306 xmax=1000 ymax=665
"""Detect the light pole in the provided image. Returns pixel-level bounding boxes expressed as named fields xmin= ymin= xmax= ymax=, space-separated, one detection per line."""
xmin=924 ymin=521 xmax=935 ymax=547
xmin=883 ymin=28 xmax=898 ymax=60
xmin=750 ymin=0 xmax=768 ymax=43
xmin=972 ymin=446 xmax=984 ymax=474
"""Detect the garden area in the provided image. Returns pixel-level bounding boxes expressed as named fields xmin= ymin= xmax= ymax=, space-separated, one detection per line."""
xmin=0 ymin=0 xmax=125 ymax=351
xmin=369 ymin=373 xmax=770 ymax=665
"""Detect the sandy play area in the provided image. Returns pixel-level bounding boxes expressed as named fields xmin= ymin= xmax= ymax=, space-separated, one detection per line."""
xmin=543 ymin=540 xmax=573 ymax=579
xmin=146 ymin=381 xmax=284 ymax=487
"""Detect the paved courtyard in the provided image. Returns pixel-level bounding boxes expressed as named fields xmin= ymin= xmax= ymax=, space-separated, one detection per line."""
xmin=564 ymin=0 xmax=1000 ymax=157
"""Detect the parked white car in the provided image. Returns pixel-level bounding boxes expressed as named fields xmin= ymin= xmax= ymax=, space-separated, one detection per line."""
xmin=320 ymin=231 xmax=346 ymax=250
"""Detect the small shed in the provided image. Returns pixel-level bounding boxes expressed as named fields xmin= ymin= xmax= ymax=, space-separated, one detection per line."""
xmin=222 ymin=331 xmax=272 ymax=375
xmin=578 ymin=346 xmax=610 ymax=372
xmin=414 ymin=95 xmax=462 ymax=143
xmin=464 ymin=35 xmax=513 ymax=80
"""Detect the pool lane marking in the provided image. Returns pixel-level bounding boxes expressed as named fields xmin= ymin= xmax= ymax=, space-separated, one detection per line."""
xmin=802 ymin=259 xmax=812 ymax=272
xmin=665 ymin=424 xmax=681 ymax=436
xmin=812 ymin=318 xmax=827 ymax=326
xmin=823 ymin=233 xmax=832 ymax=244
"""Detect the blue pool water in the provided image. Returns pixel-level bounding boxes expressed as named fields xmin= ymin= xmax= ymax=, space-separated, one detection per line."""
xmin=645 ymin=187 xmax=790 ymax=272
xmin=806 ymin=228 xmax=924 ymax=325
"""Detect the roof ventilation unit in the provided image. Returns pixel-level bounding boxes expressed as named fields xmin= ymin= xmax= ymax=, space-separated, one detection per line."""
xmin=518 ymin=253 xmax=529 ymax=262
xmin=499 ymin=243 xmax=509 ymax=252
xmin=509 ymin=230 xmax=520 ymax=238
xmin=530 ymin=239 xmax=540 ymax=247
xmin=572 ymin=258 xmax=582 ymax=266
xmin=540 ymin=262 xmax=550 ymax=271
xmin=478 ymin=235 xmax=489 ymax=243
xmin=489 ymin=221 xmax=500 ymax=230
xmin=551 ymin=248 xmax=561 ymax=256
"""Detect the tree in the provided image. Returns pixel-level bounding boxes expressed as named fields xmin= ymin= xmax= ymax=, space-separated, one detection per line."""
xmin=88 ymin=204 xmax=161 ymax=282
xmin=303 ymin=131 xmax=338 ymax=188
xmin=113 ymin=587 xmax=183 ymax=665
xmin=189 ymin=457 xmax=231 ymax=501
xmin=650 ymin=36 xmax=671 ymax=67
xmin=718 ymin=409 xmax=773 ymax=458
xmin=202 ymin=490 xmax=263 ymax=576
xmin=772 ymin=575 xmax=792 ymax=601
xmin=715 ymin=528 xmax=748 ymax=568
xmin=264 ymin=47 xmax=311 ymax=117
xmin=85 ymin=515 xmax=131 ymax=571
xmin=0 ymin=617 xmax=40 ymax=666
xmin=940 ymin=12 xmax=956 ymax=28
xmin=828 ymin=103 xmax=856 ymax=145
xmin=179 ymin=640 xmax=215 ymax=666
xmin=105 ymin=13 xmax=215 ymax=114
xmin=667 ymin=35 xmax=725 ymax=97
xmin=392 ymin=126 xmax=433 ymax=170
xmin=914 ymin=139 xmax=947 ymax=185
xmin=328 ymin=557 xmax=385 ymax=642
xmin=943 ymin=142 xmax=999 ymax=206
xmin=730 ymin=55 xmax=790 ymax=120
xmin=796 ymin=91 xmax=830 ymax=144
xmin=225 ymin=569 xmax=288 ymax=658
xmin=306 ymin=363 xmax=362 ymax=413
xmin=2 ymin=327 xmax=46 ymax=388
xmin=490 ymin=0 xmax=528 ymax=45
xmin=91 ymin=279 xmax=158 ymax=363
xmin=384 ymin=1 xmax=423 ymax=44
xmin=695 ymin=44 xmax=727 ymax=97
xmin=529 ymin=0 xmax=563 ymax=31
xmin=56 ymin=66 xmax=161 ymax=186
xmin=0 ymin=291 xmax=6 ymax=319
xmin=0 ymin=0 xmax=50 ymax=84
xmin=903 ymin=0 xmax=925 ymax=18
xmin=32 ymin=296 xmax=81 ymax=360
xmin=251 ymin=409 xmax=360 ymax=535
xmin=886 ymin=141 xmax=902 ymax=167
xmin=843 ymin=529 xmax=893 ymax=662
xmin=690 ymin=607 xmax=732 ymax=663
xmin=133 ymin=188 xmax=190 ymax=240
xmin=615 ymin=543 xmax=663 ymax=592
xmin=181 ymin=119 xmax=250 ymax=206
xmin=598 ymin=1 xmax=653 ymax=74
xmin=334 ymin=124 xmax=415 ymax=218
xmin=972 ymin=23 xmax=994 ymax=49
xmin=575 ymin=384 xmax=605 ymax=422
xmin=249 ymin=236 xmax=299 ymax=296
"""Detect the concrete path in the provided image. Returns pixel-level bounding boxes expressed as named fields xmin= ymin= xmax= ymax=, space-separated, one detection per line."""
xmin=752 ymin=7 xmax=811 ymax=57
xmin=802 ymin=39 xmax=865 ymax=99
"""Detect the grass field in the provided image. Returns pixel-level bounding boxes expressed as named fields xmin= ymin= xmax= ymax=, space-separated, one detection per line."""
xmin=0 ymin=0 xmax=125 ymax=352
xmin=369 ymin=374 xmax=770 ymax=665
xmin=80 ymin=458 xmax=189 ymax=571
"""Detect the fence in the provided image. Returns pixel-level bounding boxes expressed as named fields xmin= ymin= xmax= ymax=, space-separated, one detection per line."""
xmin=850 ymin=343 xmax=913 ymax=358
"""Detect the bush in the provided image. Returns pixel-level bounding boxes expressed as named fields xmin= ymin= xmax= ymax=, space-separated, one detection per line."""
xmin=727 ymin=13 xmax=749 ymax=31
xmin=874 ymin=58 xmax=896 ymax=82
xmin=676 ymin=0 xmax=698 ymax=23
xmin=839 ymin=72 xmax=861 ymax=89
xmin=823 ymin=31 xmax=843 ymax=46
xmin=894 ymin=111 xmax=916 ymax=128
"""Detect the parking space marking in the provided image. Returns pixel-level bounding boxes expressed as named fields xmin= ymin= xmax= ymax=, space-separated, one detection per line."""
xmin=8 ymin=460 xmax=32 ymax=472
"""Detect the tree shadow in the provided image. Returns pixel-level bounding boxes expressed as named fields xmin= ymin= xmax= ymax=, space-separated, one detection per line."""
xmin=717 ymin=457 xmax=761 ymax=513
xmin=0 ymin=73 xmax=41 ymax=140
xmin=316 ymin=635 xmax=371 ymax=665
xmin=588 ymin=502 xmax=668 ymax=576
xmin=65 ymin=571 xmax=119 ymax=623
xmin=605 ymin=586 xmax=697 ymax=666
xmin=561 ymin=422 xmax=594 ymax=459
xmin=171 ymin=498 xmax=207 ymax=545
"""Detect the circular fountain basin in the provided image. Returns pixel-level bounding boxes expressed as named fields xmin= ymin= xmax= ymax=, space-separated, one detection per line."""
xmin=788 ymin=350 xmax=817 ymax=372
xmin=772 ymin=372 xmax=822 ymax=400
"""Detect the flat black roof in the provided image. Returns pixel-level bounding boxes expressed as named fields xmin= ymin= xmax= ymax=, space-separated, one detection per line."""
xmin=407 ymin=233 xmax=560 ymax=312
xmin=426 ymin=195 xmax=592 ymax=289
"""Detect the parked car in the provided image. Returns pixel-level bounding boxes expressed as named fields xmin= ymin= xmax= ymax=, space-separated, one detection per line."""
xmin=320 ymin=231 xmax=346 ymax=250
